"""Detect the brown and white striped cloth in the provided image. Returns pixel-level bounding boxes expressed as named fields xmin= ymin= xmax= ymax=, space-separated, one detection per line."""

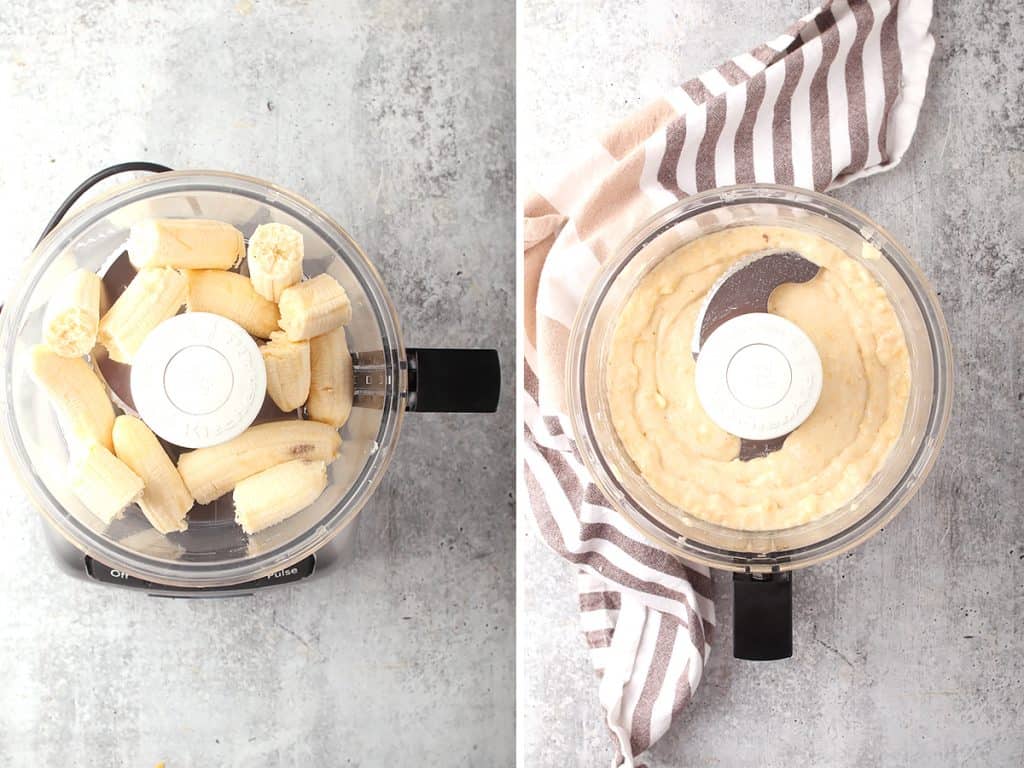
xmin=522 ymin=1 xmax=934 ymax=765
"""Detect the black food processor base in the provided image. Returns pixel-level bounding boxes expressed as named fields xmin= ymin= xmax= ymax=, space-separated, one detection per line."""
xmin=86 ymin=555 xmax=315 ymax=595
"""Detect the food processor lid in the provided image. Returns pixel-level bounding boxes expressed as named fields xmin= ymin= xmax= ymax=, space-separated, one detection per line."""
xmin=131 ymin=313 xmax=267 ymax=448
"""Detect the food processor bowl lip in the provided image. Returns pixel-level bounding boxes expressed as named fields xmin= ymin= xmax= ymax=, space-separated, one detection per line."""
xmin=0 ymin=169 xmax=409 ymax=588
xmin=565 ymin=184 xmax=954 ymax=573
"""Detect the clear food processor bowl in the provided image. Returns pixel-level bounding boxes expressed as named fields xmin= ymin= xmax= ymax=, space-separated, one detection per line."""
xmin=0 ymin=171 xmax=407 ymax=587
xmin=567 ymin=185 xmax=954 ymax=573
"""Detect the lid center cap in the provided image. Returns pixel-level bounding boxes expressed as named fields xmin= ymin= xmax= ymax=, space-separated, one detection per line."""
xmin=131 ymin=313 xmax=266 ymax=449
xmin=163 ymin=346 xmax=234 ymax=416
xmin=694 ymin=313 xmax=823 ymax=442
xmin=726 ymin=344 xmax=792 ymax=409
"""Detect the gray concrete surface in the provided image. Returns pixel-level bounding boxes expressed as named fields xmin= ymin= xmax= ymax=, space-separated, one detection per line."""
xmin=0 ymin=1 xmax=513 ymax=766
xmin=521 ymin=1 xmax=1023 ymax=766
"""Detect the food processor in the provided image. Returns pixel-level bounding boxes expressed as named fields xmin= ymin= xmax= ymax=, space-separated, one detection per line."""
xmin=0 ymin=164 xmax=501 ymax=596
xmin=567 ymin=185 xmax=953 ymax=659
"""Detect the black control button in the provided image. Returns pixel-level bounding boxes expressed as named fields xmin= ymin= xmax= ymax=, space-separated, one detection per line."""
xmin=85 ymin=558 xmax=152 ymax=589
xmin=257 ymin=557 xmax=315 ymax=586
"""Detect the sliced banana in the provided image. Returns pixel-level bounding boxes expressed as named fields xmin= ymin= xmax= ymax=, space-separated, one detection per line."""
xmin=247 ymin=222 xmax=304 ymax=302
xmin=98 ymin=267 xmax=187 ymax=364
xmin=70 ymin=443 xmax=144 ymax=524
xmin=29 ymin=344 xmax=115 ymax=452
xmin=42 ymin=269 xmax=103 ymax=358
xmin=233 ymin=459 xmax=327 ymax=534
xmin=185 ymin=269 xmax=281 ymax=339
xmin=31 ymin=216 xmax=359 ymax=535
xmin=128 ymin=219 xmax=244 ymax=270
xmin=112 ymin=415 xmax=193 ymax=534
xmin=177 ymin=420 xmax=341 ymax=504
xmin=308 ymin=327 xmax=354 ymax=427
xmin=261 ymin=332 xmax=310 ymax=412
xmin=278 ymin=274 xmax=352 ymax=341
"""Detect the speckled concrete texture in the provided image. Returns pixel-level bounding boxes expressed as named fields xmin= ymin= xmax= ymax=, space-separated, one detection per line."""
xmin=521 ymin=1 xmax=1022 ymax=766
xmin=0 ymin=1 xmax=513 ymax=766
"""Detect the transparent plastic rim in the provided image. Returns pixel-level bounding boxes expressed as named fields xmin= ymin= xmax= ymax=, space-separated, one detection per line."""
xmin=567 ymin=185 xmax=954 ymax=573
xmin=0 ymin=171 xmax=407 ymax=587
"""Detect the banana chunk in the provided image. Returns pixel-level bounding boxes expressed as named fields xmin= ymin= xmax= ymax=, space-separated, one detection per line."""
xmin=308 ymin=327 xmax=354 ymax=427
xmin=43 ymin=269 xmax=103 ymax=358
xmin=98 ymin=267 xmax=187 ymax=363
xmin=247 ymin=222 xmax=304 ymax=302
xmin=30 ymin=345 xmax=115 ymax=452
xmin=261 ymin=332 xmax=311 ymax=412
xmin=128 ymin=219 xmax=244 ymax=270
xmin=185 ymin=269 xmax=281 ymax=338
xmin=177 ymin=420 xmax=341 ymax=504
xmin=233 ymin=459 xmax=327 ymax=534
xmin=113 ymin=415 xmax=193 ymax=534
xmin=278 ymin=274 xmax=351 ymax=341
xmin=70 ymin=443 xmax=144 ymax=524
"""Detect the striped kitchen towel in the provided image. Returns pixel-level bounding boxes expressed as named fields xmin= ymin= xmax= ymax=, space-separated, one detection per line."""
xmin=522 ymin=1 xmax=934 ymax=766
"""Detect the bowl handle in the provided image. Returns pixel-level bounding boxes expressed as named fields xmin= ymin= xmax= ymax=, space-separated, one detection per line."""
xmin=405 ymin=348 xmax=500 ymax=413
xmin=732 ymin=571 xmax=793 ymax=660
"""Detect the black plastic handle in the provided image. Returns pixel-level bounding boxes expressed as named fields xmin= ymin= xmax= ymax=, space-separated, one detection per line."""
xmin=406 ymin=348 xmax=500 ymax=413
xmin=732 ymin=571 xmax=793 ymax=660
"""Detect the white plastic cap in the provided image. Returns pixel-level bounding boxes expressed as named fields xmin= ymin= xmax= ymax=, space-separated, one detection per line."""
xmin=694 ymin=313 xmax=822 ymax=441
xmin=131 ymin=313 xmax=266 ymax=449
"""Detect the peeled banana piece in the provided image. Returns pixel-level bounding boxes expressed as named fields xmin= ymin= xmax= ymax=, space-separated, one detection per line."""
xmin=278 ymin=274 xmax=352 ymax=341
xmin=98 ymin=267 xmax=187 ymax=363
xmin=128 ymin=218 xmax=244 ymax=270
xmin=233 ymin=459 xmax=327 ymax=534
xmin=247 ymin=222 xmax=304 ymax=302
xmin=261 ymin=332 xmax=310 ymax=412
xmin=185 ymin=269 xmax=281 ymax=339
xmin=177 ymin=420 xmax=341 ymax=504
xmin=113 ymin=415 xmax=193 ymax=534
xmin=42 ymin=269 xmax=103 ymax=358
xmin=70 ymin=443 xmax=144 ymax=524
xmin=30 ymin=345 xmax=115 ymax=452
xmin=308 ymin=327 xmax=354 ymax=427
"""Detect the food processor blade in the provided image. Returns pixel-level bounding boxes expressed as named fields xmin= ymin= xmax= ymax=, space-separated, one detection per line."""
xmin=691 ymin=249 xmax=820 ymax=356
xmin=691 ymin=249 xmax=821 ymax=460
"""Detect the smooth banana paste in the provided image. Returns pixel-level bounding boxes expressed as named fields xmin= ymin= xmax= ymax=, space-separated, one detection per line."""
xmin=606 ymin=226 xmax=911 ymax=531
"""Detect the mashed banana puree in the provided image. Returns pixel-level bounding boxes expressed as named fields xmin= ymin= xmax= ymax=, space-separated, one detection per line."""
xmin=607 ymin=226 xmax=910 ymax=531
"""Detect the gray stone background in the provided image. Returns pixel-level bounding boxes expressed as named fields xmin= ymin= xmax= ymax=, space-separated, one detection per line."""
xmin=0 ymin=1 xmax=513 ymax=766
xmin=521 ymin=1 xmax=1022 ymax=766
